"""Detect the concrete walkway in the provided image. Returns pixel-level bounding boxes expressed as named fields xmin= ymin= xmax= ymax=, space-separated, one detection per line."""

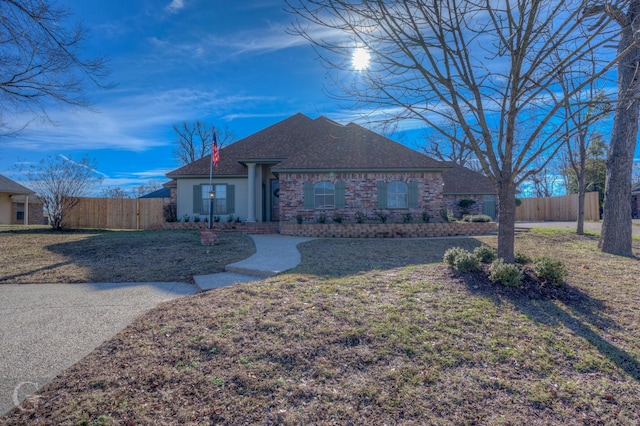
xmin=0 ymin=282 xmax=196 ymax=415
xmin=1 ymin=234 xmax=314 ymax=415
xmin=193 ymin=234 xmax=315 ymax=290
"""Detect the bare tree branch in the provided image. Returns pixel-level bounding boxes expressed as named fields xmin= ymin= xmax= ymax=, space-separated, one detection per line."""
xmin=286 ymin=0 xmax=629 ymax=262
xmin=172 ymin=121 xmax=236 ymax=165
xmin=0 ymin=0 xmax=111 ymax=134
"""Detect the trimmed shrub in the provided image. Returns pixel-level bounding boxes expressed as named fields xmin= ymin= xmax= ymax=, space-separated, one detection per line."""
xmin=377 ymin=211 xmax=388 ymax=223
xmin=403 ymin=212 xmax=413 ymax=223
xmin=355 ymin=211 xmax=365 ymax=224
xmin=443 ymin=247 xmax=468 ymax=267
xmin=533 ymin=256 xmax=567 ymax=287
xmin=455 ymin=251 xmax=481 ymax=273
xmin=473 ymin=245 xmax=497 ymax=263
xmin=422 ymin=211 xmax=430 ymax=223
xmin=489 ymin=259 xmax=523 ymax=287
xmin=458 ymin=199 xmax=477 ymax=209
xmin=316 ymin=213 xmax=327 ymax=224
xmin=333 ymin=214 xmax=343 ymax=223
xmin=514 ymin=251 xmax=532 ymax=265
xmin=296 ymin=214 xmax=303 ymax=224
xmin=463 ymin=214 xmax=492 ymax=222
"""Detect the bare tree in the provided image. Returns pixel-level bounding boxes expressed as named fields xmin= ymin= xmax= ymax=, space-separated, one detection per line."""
xmin=0 ymin=0 xmax=110 ymax=134
xmin=528 ymin=163 xmax=560 ymax=198
xmin=19 ymin=155 xmax=104 ymax=230
xmin=557 ymin=50 xmax=612 ymax=234
xmin=173 ymin=121 xmax=236 ymax=165
xmin=586 ymin=1 xmax=640 ymax=256
xmin=131 ymin=181 xmax=162 ymax=198
xmin=100 ymin=187 xmax=130 ymax=198
xmin=287 ymin=0 xmax=626 ymax=262
xmin=421 ymin=116 xmax=479 ymax=169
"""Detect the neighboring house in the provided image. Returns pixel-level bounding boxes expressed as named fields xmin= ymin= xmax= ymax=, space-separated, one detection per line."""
xmin=0 ymin=174 xmax=44 ymax=225
xmin=139 ymin=187 xmax=171 ymax=199
xmin=166 ymin=113 xmax=496 ymax=223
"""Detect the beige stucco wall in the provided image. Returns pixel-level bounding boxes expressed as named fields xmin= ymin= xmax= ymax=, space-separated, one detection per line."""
xmin=0 ymin=193 xmax=11 ymax=224
xmin=176 ymin=177 xmax=250 ymax=221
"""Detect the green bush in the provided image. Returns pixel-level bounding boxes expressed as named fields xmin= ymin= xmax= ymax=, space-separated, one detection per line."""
xmin=403 ymin=212 xmax=413 ymax=223
xmin=333 ymin=214 xmax=343 ymax=223
xmin=296 ymin=214 xmax=303 ymax=224
xmin=422 ymin=211 xmax=430 ymax=223
xmin=316 ymin=213 xmax=327 ymax=224
xmin=443 ymin=247 xmax=468 ymax=267
xmin=463 ymin=214 xmax=492 ymax=222
xmin=355 ymin=211 xmax=365 ymax=224
xmin=377 ymin=211 xmax=388 ymax=223
xmin=473 ymin=245 xmax=497 ymax=263
xmin=458 ymin=199 xmax=477 ymax=209
xmin=455 ymin=252 xmax=481 ymax=273
xmin=443 ymin=247 xmax=480 ymax=272
xmin=489 ymin=259 xmax=523 ymax=287
xmin=533 ymin=256 xmax=567 ymax=287
xmin=514 ymin=251 xmax=532 ymax=265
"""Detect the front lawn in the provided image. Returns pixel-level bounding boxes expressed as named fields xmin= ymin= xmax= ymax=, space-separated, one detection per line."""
xmin=0 ymin=227 xmax=254 ymax=284
xmin=2 ymin=230 xmax=640 ymax=424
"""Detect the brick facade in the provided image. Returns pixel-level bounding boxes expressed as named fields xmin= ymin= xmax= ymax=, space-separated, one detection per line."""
xmin=10 ymin=202 xmax=45 ymax=225
xmin=443 ymin=195 xmax=486 ymax=219
xmin=279 ymin=171 xmax=446 ymax=223
xmin=281 ymin=221 xmax=497 ymax=238
xmin=149 ymin=221 xmax=279 ymax=234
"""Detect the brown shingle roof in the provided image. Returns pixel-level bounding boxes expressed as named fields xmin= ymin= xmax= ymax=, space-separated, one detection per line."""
xmin=167 ymin=113 xmax=317 ymax=177
xmin=0 ymin=174 xmax=34 ymax=195
xmin=273 ymin=118 xmax=447 ymax=171
xmin=442 ymin=163 xmax=496 ymax=195
xmin=166 ymin=113 xmax=448 ymax=177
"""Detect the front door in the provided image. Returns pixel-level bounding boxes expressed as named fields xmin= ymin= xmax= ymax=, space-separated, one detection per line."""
xmin=270 ymin=179 xmax=280 ymax=222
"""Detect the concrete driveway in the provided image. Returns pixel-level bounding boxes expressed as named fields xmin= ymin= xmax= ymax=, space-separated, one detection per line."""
xmin=516 ymin=219 xmax=640 ymax=237
xmin=0 ymin=282 xmax=196 ymax=415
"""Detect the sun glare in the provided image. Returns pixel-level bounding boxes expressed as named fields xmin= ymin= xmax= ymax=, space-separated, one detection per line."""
xmin=352 ymin=47 xmax=371 ymax=71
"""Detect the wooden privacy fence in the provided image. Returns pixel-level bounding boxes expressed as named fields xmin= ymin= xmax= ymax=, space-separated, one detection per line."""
xmin=515 ymin=192 xmax=600 ymax=222
xmin=64 ymin=197 xmax=166 ymax=230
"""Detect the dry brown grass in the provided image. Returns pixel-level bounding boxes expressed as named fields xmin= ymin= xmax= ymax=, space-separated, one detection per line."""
xmin=0 ymin=226 xmax=254 ymax=284
xmin=2 ymin=229 xmax=640 ymax=425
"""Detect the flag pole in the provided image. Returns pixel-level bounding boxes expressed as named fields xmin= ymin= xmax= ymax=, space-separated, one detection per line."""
xmin=208 ymin=132 xmax=215 ymax=228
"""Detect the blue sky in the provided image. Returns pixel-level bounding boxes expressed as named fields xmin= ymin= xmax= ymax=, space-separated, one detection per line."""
xmin=0 ymin=0 xmax=638 ymax=195
xmin=0 ymin=0 xmax=373 ymax=191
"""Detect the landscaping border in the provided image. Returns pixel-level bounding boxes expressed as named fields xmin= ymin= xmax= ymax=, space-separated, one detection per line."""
xmin=280 ymin=221 xmax=497 ymax=238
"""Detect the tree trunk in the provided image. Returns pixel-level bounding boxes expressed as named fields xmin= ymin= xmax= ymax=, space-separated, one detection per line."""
xmin=600 ymin=2 xmax=640 ymax=256
xmin=577 ymin=190 xmax=585 ymax=235
xmin=577 ymin=157 xmax=587 ymax=235
xmin=497 ymin=183 xmax=517 ymax=263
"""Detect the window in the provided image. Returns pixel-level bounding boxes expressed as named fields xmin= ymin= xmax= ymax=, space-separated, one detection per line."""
xmin=16 ymin=203 xmax=24 ymax=221
xmin=201 ymin=184 xmax=227 ymax=215
xmin=314 ymin=182 xmax=335 ymax=208
xmin=387 ymin=181 xmax=408 ymax=208
xmin=377 ymin=180 xmax=418 ymax=209
xmin=304 ymin=181 xmax=344 ymax=209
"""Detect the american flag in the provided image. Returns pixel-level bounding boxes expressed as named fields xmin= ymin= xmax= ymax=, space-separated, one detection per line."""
xmin=212 ymin=133 xmax=220 ymax=167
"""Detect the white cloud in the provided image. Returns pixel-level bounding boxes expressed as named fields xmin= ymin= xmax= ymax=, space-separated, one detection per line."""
xmin=164 ymin=0 xmax=185 ymax=14
xmin=1 ymin=88 xmax=283 ymax=153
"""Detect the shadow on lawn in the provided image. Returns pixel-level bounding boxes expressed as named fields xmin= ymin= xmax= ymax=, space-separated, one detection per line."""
xmin=458 ymin=271 xmax=640 ymax=382
xmin=295 ymin=237 xmax=486 ymax=278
